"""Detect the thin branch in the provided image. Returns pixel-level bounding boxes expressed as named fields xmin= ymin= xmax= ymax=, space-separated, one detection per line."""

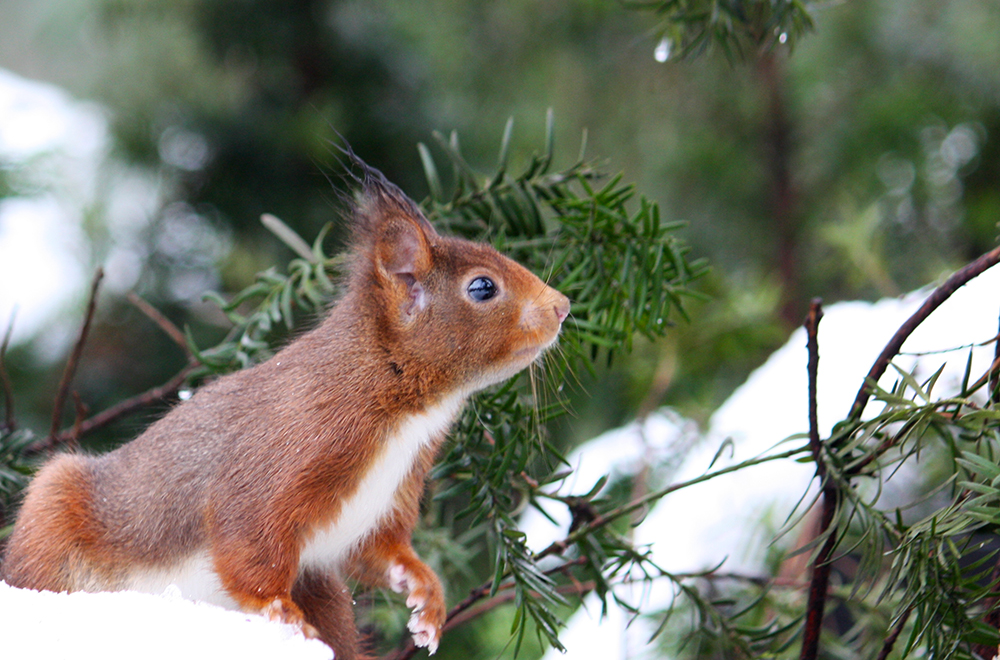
xmin=800 ymin=299 xmax=835 ymax=660
xmin=806 ymin=299 xmax=824 ymax=480
xmin=26 ymin=365 xmax=194 ymax=456
xmin=68 ymin=391 xmax=89 ymax=450
xmin=1 ymin=308 xmax=16 ymax=432
xmin=27 ymin=289 xmax=199 ymax=456
xmin=535 ymin=444 xmax=809 ymax=562
xmin=444 ymin=575 xmax=594 ymax=636
xmin=47 ymin=268 xmax=104 ymax=445
xmin=126 ymin=292 xmax=189 ymax=352
xmin=875 ymin=606 xmax=912 ymax=660
xmin=848 ymin=245 xmax=1000 ymax=422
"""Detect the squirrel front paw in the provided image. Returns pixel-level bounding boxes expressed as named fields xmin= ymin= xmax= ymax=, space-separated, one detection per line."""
xmin=389 ymin=562 xmax=445 ymax=654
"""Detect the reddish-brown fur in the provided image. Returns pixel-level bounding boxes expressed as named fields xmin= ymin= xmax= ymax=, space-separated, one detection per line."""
xmin=1 ymin=164 xmax=569 ymax=659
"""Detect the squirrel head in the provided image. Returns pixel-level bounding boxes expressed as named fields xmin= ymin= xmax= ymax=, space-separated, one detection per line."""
xmin=343 ymin=167 xmax=570 ymax=396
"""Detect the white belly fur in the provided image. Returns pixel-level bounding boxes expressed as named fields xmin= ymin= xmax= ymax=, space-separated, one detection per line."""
xmin=299 ymin=391 xmax=465 ymax=570
xmin=124 ymin=391 xmax=465 ymax=609
xmin=125 ymin=550 xmax=236 ymax=609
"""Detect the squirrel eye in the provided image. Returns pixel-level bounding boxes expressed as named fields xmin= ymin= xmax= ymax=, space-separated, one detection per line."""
xmin=467 ymin=277 xmax=497 ymax=302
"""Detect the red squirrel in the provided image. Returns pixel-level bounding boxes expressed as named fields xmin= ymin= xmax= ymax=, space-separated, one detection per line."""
xmin=1 ymin=161 xmax=570 ymax=659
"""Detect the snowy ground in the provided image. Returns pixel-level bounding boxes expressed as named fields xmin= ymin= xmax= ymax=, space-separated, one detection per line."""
xmin=0 ymin=581 xmax=332 ymax=660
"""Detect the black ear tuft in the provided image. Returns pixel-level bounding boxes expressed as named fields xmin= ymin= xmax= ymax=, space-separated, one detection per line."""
xmin=326 ymin=137 xmax=438 ymax=242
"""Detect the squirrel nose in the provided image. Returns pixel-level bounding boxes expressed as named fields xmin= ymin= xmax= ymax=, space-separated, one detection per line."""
xmin=553 ymin=294 xmax=570 ymax=324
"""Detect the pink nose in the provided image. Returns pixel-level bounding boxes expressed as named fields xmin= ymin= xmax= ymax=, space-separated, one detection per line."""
xmin=554 ymin=297 xmax=570 ymax=324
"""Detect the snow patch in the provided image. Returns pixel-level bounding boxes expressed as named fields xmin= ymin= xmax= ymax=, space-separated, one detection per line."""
xmin=0 ymin=581 xmax=333 ymax=660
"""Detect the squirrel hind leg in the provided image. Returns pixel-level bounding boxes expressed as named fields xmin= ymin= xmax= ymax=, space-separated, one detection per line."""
xmin=292 ymin=570 xmax=367 ymax=660
xmin=2 ymin=453 xmax=108 ymax=592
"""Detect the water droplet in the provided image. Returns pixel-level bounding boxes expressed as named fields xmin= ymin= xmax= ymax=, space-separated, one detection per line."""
xmin=778 ymin=32 xmax=788 ymax=44
xmin=654 ymin=36 xmax=672 ymax=63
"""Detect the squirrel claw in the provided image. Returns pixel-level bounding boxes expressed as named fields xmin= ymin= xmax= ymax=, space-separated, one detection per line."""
xmin=408 ymin=613 xmax=440 ymax=655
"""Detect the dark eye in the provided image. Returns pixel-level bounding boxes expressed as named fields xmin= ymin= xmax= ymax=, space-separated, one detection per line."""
xmin=467 ymin=277 xmax=497 ymax=302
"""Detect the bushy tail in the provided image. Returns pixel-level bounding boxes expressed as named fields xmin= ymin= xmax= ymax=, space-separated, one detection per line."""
xmin=1 ymin=454 xmax=101 ymax=592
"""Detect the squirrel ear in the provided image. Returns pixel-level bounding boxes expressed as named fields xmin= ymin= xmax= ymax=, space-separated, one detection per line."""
xmin=376 ymin=216 xmax=432 ymax=319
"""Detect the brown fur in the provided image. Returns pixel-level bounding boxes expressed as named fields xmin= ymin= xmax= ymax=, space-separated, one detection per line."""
xmin=1 ymin=166 xmax=569 ymax=659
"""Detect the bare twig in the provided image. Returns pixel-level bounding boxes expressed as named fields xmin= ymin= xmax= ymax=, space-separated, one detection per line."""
xmin=47 ymin=268 xmax=104 ymax=445
xmin=848 ymin=245 xmax=1000 ymax=421
xmin=27 ymin=287 xmax=199 ymax=456
xmin=26 ymin=365 xmax=194 ymax=456
xmin=805 ymin=299 xmax=824 ymax=480
xmin=127 ymin=291 xmax=189 ymax=352
xmin=1 ymin=309 xmax=16 ymax=432
xmin=68 ymin=391 xmax=89 ymax=450
xmin=800 ymin=299 xmax=836 ymax=660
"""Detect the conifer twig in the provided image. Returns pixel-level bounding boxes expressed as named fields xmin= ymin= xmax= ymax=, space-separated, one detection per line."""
xmin=875 ymin=606 xmax=912 ymax=660
xmin=385 ymin=445 xmax=808 ymax=660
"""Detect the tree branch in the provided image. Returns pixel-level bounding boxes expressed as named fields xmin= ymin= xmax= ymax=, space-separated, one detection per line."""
xmin=28 ymin=293 xmax=196 ymax=456
xmin=47 ymin=268 xmax=103 ymax=446
xmin=875 ymin=606 xmax=911 ymax=660
xmin=26 ymin=365 xmax=194 ymax=456
xmin=127 ymin=291 xmax=189 ymax=352
xmin=800 ymin=299 xmax=835 ymax=660
xmin=848 ymin=245 xmax=1000 ymax=422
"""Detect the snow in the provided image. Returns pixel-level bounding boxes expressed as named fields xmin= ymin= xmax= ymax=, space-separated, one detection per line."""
xmin=528 ymin=264 xmax=1000 ymax=660
xmin=0 ymin=581 xmax=333 ymax=660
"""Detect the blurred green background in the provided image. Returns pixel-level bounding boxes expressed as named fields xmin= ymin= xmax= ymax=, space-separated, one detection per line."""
xmin=0 ymin=1 xmax=999 ymax=653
